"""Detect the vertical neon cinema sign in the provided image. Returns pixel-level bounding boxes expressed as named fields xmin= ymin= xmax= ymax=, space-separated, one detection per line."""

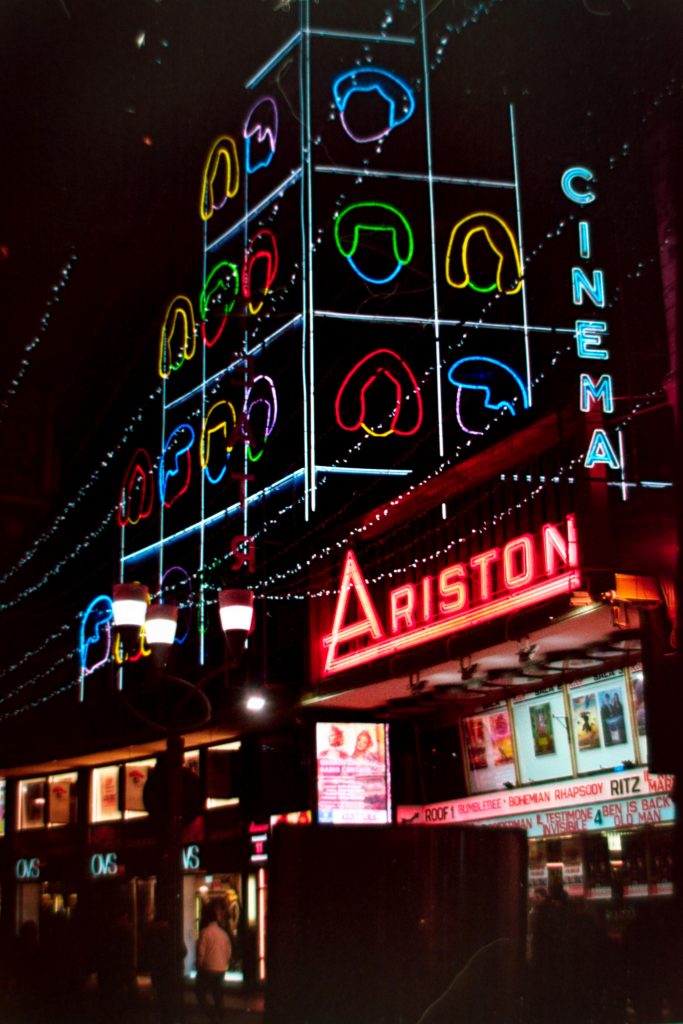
xmin=561 ymin=167 xmax=619 ymax=472
xmin=322 ymin=515 xmax=581 ymax=676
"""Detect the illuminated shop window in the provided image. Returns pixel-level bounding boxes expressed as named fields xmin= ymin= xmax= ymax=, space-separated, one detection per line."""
xmin=17 ymin=773 xmax=77 ymax=830
xmin=91 ymin=759 xmax=155 ymax=822
xmin=206 ymin=742 xmax=241 ymax=809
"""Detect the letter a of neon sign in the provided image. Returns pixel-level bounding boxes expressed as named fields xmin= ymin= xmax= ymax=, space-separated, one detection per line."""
xmin=322 ymin=550 xmax=385 ymax=674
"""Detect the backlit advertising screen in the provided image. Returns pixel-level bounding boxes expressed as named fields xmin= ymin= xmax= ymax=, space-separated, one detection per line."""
xmin=316 ymin=722 xmax=391 ymax=825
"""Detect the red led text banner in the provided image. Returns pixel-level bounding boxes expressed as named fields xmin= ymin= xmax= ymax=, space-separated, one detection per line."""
xmin=322 ymin=514 xmax=581 ymax=676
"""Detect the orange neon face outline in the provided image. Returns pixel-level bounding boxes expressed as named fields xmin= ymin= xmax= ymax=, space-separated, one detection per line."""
xmin=200 ymin=400 xmax=237 ymax=485
xmin=158 ymin=296 xmax=197 ymax=379
xmin=242 ymin=229 xmax=278 ymax=315
xmin=199 ymin=136 xmax=240 ymax=222
xmin=445 ymin=212 xmax=523 ymax=295
xmin=335 ymin=348 xmax=423 ymax=438
xmin=118 ymin=449 xmax=155 ymax=527
xmin=322 ymin=516 xmax=580 ymax=676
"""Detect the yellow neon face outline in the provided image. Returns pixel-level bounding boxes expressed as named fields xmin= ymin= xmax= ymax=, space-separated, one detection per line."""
xmin=158 ymin=296 xmax=197 ymax=379
xmin=200 ymin=136 xmax=240 ymax=222
xmin=200 ymin=400 xmax=237 ymax=481
xmin=445 ymin=212 xmax=523 ymax=295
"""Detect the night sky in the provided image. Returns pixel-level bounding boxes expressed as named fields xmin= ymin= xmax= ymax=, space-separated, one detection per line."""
xmin=0 ymin=0 xmax=681 ymax=748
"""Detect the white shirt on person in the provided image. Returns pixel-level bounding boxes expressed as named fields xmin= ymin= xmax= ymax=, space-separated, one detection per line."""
xmin=197 ymin=921 xmax=231 ymax=973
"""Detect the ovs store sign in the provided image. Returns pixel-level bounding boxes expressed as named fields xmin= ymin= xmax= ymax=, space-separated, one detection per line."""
xmin=15 ymin=857 xmax=41 ymax=881
xmin=89 ymin=851 xmax=119 ymax=878
xmin=322 ymin=515 xmax=580 ymax=676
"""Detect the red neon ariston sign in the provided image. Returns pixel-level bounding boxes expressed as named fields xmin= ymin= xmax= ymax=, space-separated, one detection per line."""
xmin=321 ymin=515 xmax=580 ymax=676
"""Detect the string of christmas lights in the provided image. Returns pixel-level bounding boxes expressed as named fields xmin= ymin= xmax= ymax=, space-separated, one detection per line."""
xmin=0 ymin=251 xmax=78 ymax=426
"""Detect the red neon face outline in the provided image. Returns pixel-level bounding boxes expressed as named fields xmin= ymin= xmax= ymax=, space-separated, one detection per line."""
xmin=242 ymin=229 xmax=279 ymax=314
xmin=118 ymin=449 xmax=155 ymax=527
xmin=322 ymin=516 xmax=580 ymax=676
xmin=335 ymin=348 xmax=423 ymax=438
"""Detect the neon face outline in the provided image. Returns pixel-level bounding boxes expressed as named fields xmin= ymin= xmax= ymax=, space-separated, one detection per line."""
xmin=80 ymin=595 xmax=114 ymax=676
xmin=242 ymin=229 xmax=278 ymax=315
xmin=199 ymin=262 xmax=239 ymax=348
xmin=446 ymin=212 xmax=523 ymax=295
xmin=161 ymin=565 xmax=193 ymax=645
xmin=243 ymin=97 xmax=279 ymax=173
xmin=334 ymin=203 xmax=414 ymax=285
xmin=332 ymin=68 xmax=416 ymax=143
xmin=335 ymin=349 xmax=423 ymax=438
xmin=159 ymin=424 xmax=195 ymax=509
xmin=118 ymin=448 xmax=155 ymax=526
xmin=200 ymin=399 xmax=237 ymax=484
xmin=447 ymin=357 xmax=530 ymax=422
xmin=158 ymin=296 xmax=197 ymax=379
xmin=245 ymin=374 xmax=278 ymax=462
xmin=200 ymin=136 xmax=240 ymax=221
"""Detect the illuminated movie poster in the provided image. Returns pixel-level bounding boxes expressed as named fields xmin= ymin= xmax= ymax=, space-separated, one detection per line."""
xmin=316 ymin=722 xmax=390 ymax=825
xmin=572 ymin=693 xmax=601 ymax=751
xmin=463 ymin=707 xmax=516 ymax=794
xmin=530 ymin=703 xmax=556 ymax=757
xmin=599 ymin=689 xmax=627 ymax=747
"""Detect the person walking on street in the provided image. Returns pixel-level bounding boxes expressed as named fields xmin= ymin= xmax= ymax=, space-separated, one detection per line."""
xmin=196 ymin=904 xmax=231 ymax=1021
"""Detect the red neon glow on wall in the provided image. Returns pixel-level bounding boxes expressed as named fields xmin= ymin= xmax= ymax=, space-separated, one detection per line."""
xmin=322 ymin=515 xmax=580 ymax=676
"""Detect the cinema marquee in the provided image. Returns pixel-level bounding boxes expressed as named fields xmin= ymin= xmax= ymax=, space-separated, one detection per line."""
xmin=322 ymin=514 xmax=581 ymax=676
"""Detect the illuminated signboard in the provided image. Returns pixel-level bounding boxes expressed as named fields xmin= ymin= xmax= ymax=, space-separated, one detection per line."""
xmin=397 ymin=767 xmax=675 ymax=831
xmin=316 ymin=722 xmax=391 ymax=825
xmin=322 ymin=514 xmax=580 ymax=676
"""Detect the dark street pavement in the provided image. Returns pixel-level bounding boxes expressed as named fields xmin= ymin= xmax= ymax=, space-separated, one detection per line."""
xmin=0 ymin=976 xmax=265 ymax=1024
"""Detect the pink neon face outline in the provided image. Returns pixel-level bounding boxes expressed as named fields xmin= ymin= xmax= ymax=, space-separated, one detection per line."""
xmin=322 ymin=516 xmax=580 ymax=676
xmin=243 ymin=97 xmax=279 ymax=173
xmin=242 ymin=229 xmax=279 ymax=313
xmin=335 ymin=348 xmax=423 ymax=437
xmin=245 ymin=374 xmax=278 ymax=462
xmin=118 ymin=449 xmax=155 ymax=527
xmin=455 ymin=387 xmax=484 ymax=436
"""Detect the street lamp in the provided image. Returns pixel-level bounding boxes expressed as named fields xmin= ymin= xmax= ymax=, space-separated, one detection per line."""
xmin=111 ymin=582 xmax=256 ymax=1023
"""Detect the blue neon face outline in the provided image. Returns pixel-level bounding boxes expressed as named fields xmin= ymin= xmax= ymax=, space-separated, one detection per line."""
xmin=332 ymin=68 xmax=416 ymax=143
xmin=159 ymin=424 xmax=195 ymax=508
xmin=243 ymin=97 xmax=279 ymax=174
xmin=561 ymin=166 xmax=596 ymax=205
xmin=161 ymin=565 xmax=193 ymax=645
xmin=447 ymin=357 xmax=530 ymax=417
xmin=80 ymin=595 xmax=114 ymax=675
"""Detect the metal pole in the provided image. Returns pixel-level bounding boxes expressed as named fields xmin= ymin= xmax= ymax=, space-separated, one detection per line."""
xmin=166 ymin=731 xmax=185 ymax=1023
